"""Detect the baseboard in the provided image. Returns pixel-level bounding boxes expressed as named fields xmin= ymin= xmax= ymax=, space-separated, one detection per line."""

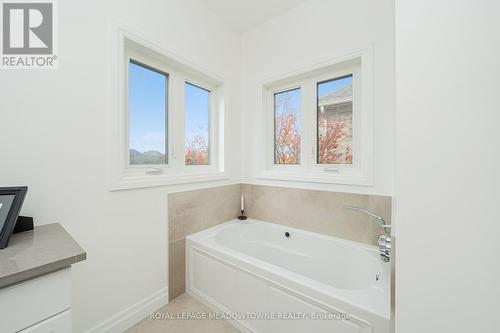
xmin=84 ymin=287 xmax=168 ymax=333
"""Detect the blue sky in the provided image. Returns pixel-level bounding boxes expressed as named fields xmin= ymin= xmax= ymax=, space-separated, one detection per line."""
xmin=317 ymin=75 xmax=352 ymax=98
xmin=128 ymin=63 xmax=209 ymax=154
xmin=274 ymin=88 xmax=301 ymax=128
xmin=184 ymin=82 xmax=209 ymax=146
xmin=129 ymin=62 xmax=166 ymax=154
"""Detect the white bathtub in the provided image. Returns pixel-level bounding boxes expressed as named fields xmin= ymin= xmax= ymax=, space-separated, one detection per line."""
xmin=186 ymin=218 xmax=390 ymax=333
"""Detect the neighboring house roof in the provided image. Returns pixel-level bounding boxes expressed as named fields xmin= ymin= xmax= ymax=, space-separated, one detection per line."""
xmin=318 ymin=84 xmax=352 ymax=107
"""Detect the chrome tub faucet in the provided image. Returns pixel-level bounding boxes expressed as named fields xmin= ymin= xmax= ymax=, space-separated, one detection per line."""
xmin=344 ymin=206 xmax=392 ymax=262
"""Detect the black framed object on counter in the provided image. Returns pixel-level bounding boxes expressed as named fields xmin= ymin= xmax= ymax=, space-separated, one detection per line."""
xmin=0 ymin=187 xmax=28 ymax=249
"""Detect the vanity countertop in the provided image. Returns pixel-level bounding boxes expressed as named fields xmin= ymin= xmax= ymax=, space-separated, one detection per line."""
xmin=0 ymin=223 xmax=86 ymax=288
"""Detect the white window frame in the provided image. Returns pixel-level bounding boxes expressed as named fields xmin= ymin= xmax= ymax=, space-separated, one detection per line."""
xmin=258 ymin=49 xmax=374 ymax=186
xmin=125 ymin=47 xmax=171 ymax=176
xmin=108 ymin=27 xmax=226 ymax=190
xmin=183 ymin=80 xmax=216 ymax=171
xmin=269 ymin=84 xmax=303 ymax=168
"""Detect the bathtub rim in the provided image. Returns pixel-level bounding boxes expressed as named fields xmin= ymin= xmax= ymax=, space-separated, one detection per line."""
xmin=189 ymin=218 xmax=382 ymax=253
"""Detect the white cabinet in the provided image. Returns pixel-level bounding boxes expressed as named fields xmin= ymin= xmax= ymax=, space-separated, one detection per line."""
xmin=20 ymin=310 xmax=72 ymax=333
xmin=0 ymin=268 xmax=72 ymax=333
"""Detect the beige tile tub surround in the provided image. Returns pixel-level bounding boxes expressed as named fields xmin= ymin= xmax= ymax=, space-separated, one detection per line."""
xmin=168 ymin=184 xmax=241 ymax=300
xmin=241 ymin=184 xmax=391 ymax=246
xmin=168 ymin=183 xmax=391 ymax=301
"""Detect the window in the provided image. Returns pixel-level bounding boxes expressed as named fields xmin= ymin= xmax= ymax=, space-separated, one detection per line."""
xmin=128 ymin=60 xmax=168 ymax=165
xmin=260 ymin=54 xmax=372 ymax=185
xmin=317 ymin=75 xmax=353 ymax=165
xmin=110 ymin=32 xmax=225 ymax=190
xmin=274 ymin=88 xmax=301 ymax=164
xmin=185 ymin=82 xmax=210 ymax=165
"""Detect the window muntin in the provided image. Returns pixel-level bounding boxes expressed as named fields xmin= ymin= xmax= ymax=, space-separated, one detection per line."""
xmin=274 ymin=88 xmax=301 ymax=165
xmin=317 ymin=75 xmax=353 ymax=165
xmin=128 ymin=60 xmax=168 ymax=165
xmin=184 ymin=82 xmax=211 ymax=165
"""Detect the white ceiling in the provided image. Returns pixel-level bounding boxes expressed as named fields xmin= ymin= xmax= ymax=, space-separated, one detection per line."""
xmin=197 ymin=0 xmax=308 ymax=33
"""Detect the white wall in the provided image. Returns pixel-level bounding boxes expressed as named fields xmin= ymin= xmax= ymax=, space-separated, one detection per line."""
xmin=5 ymin=0 xmax=498 ymax=332
xmin=394 ymin=0 xmax=500 ymax=332
xmin=0 ymin=0 xmax=241 ymax=331
xmin=240 ymin=0 xmax=395 ymax=195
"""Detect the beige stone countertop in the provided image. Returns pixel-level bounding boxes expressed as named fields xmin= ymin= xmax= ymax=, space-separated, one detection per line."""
xmin=0 ymin=223 xmax=86 ymax=288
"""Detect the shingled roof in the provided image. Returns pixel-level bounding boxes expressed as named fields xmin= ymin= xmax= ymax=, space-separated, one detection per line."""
xmin=318 ymin=84 xmax=352 ymax=107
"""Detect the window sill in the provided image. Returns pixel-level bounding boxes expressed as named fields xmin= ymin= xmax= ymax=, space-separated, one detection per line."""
xmin=256 ymin=171 xmax=372 ymax=186
xmin=110 ymin=172 xmax=229 ymax=191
